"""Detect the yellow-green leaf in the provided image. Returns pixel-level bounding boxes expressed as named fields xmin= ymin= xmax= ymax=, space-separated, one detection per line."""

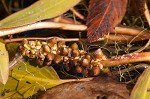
xmin=6 ymin=43 xmax=19 ymax=61
xmin=0 ymin=0 xmax=81 ymax=29
xmin=130 ymin=66 xmax=150 ymax=99
xmin=0 ymin=62 xmax=66 ymax=98
xmin=0 ymin=42 xmax=9 ymax=84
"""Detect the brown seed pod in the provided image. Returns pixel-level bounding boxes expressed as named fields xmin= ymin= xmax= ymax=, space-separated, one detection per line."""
xmin=43 ymin=45 xmax=51 ymax=53
xmin=22 ymin=50 xmax=30 ymax=57
xmin=28 ymin=54 xmax=36 ymax=59
xmin=38 ymin=52 xmax=45 ymax=60
xmin=82 ymin=69 xmax=88 ymax=77
xmin=96 ymin=62 xmax=103 ymax=69
xmin=22 ymin=39 xmax=28 ymax=44
xmin=29 ymin=41 xmax=36 ymax=49
xmin=81 ymin=58 xmax=89 ymax=67
xmin=47 ymin=38 xmax=57 ymax=47
xmin=46 ymin=53 xmax=55 ymax=61
xmin=60 ymin=47 xmax=69 ymax=56
xmin=91 ymin=61 xmax=103 ymax=69
xmin=23 ymin=43 xmax=30 ymax=50
xmin=30 ymin=49 xmax=36 ymax=54
xmin=35 ymin=41 xmax=42 ymax=49
xmin=80 ymin=50 xmax=86 ymax=56
xmin=94 ymin=49 xmax=107 ymax=61
xmin=56 ymin=50 xmax=61 ymax=55
xmin=70 ymin=43 xmax=78 ymax=50
xmin=94 ymin=48 xmax=103 ymax=59
xmin=92 ymin=66 xmax=100 ymax=76
xmin=63 ymin=56 xmax=69 ymax=63
xmin=69 ymin=58 xmax=79 ymax=66
xmin=85 ymin=54 xmax=91 ymax=62
xmin=53 ymin=55 xmax=62 ymax=64
xmin=76 ymin=66 xmax=82 ymax=73
xmin=58 ymin=41 xmax=66 ymax=48
xmin=71 ymin=49 xmax=80 ymax=57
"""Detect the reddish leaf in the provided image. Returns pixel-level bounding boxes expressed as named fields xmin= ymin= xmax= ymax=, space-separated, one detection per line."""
xmin=130 ymin=0 xmax=146 ymax=17
xmin=86 ymin=0 xmax=128 ymax=42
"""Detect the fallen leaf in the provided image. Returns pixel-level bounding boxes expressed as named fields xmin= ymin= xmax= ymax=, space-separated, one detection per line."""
xmin=41 ymin=75 xmax=129 ymax=99
xmin=130 ymin=0 xmax=146 ymax=17
xmin=86 ymin=0 xmax=128 ymax=42
xmin=0 ymin=41 xmax=9 ymax=84
xmin=130 ymin=66 xmax=150 ymax=99
xmin=0 ymin=0 xmax=81 ymax=29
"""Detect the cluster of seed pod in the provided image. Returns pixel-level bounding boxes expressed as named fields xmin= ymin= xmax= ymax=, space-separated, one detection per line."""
xmin=19 ymin=38 xmax=107 ymax=77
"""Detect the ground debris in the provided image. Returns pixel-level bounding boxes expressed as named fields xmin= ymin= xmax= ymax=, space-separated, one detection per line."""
xmin=40 ymin=75 xmax=129 ymax=99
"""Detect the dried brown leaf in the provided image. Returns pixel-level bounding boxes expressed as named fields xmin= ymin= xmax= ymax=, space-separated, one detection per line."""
xmin=41 ymin=75 xmax=129 ymax=99
xmin=130 ymin=0 xmax=146 ymax=17
xmin=86 ymin=0 xmax=128 ymax=42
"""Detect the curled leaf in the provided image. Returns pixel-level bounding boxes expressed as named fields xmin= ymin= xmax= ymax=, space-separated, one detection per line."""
xmin=86 ymin=0 xmax=128 ymax=42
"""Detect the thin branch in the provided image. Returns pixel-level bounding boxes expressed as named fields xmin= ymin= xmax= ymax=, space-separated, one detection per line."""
xmin=59 ymin=77 xmax=93 ymax=83
xmin=114 ymin=26 xmax=149 ymax=36
xmin=53 ymin=16 xmax=82 ymax=24
xmin=4 ymin=33 xmax=150 ymax=43
xmin=0 ymin=21 xmax=87 ymax=37
xmin=70 ymin=8 xmax=85 ymax=20
xmin=104 ymin=34 xmax=148 ymax=42
xmin=5 ymin=37 xmax=87 ymax=43
xmin=112 ymin=64 xmax=149 ymax=75
xmin=101 ymin=52 xmax=150 ymax=67
xmin=134 ymin=2 xmax=150 ymax=52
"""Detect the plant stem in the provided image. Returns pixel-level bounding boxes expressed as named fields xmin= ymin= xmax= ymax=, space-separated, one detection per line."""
xmin=101 ymin=52 xmax=150 ymax=67
xmin=70 ymin=8 xmax=85 ymax=20
xmin=0 ymin=22 xmax=87 ymax=37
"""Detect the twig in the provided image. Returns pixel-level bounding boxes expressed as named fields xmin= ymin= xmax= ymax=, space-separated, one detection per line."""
xmin=70 ymin=8 xmax=85 ymax=20
xmin=101 ymin=52 xmax=150 ymax=67
xmin=112 ymin=64 xmax=149 ymax=75
xmin=0 ymin=21 xmax=87 ymax=37
xmin=4 ymin=33 xmax=150 ymax=43
xmin=59 ymin=77 xmax=93 ymax=83
xmin=133 ymin=2 xmax=150 ymax=52
xmin=114 ymin=26 xmax=150 ymax=36
xmin=53 ymin=16 xmax=81 ymax=24
xmin=5 ymin=37 xmax=87 ymax=43
xmin=104 ymin=34 xmax=148 ymax=42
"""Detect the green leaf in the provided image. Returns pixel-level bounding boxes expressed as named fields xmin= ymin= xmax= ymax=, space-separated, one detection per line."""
xmin=0 ymin=62 xmax=66 ymax=98
xmin=0 ymin=0 xmax=81 ymax=29
xmin=130 ymin=66 xmax=150 ymax=99
xmin=0 ymin=41 xmax=9 ymax=84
